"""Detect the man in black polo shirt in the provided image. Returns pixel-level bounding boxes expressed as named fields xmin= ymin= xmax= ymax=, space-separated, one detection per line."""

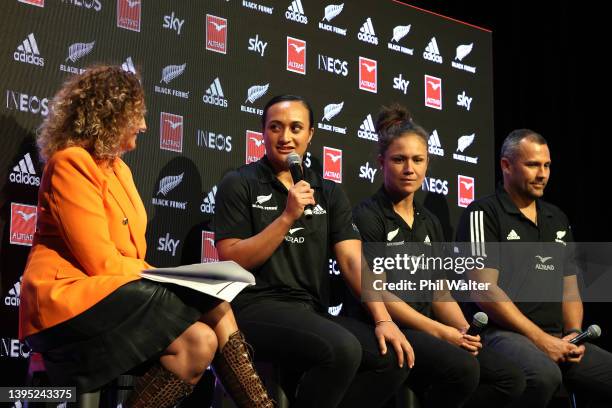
xmin=456 ymin=129 xmax=612 ymax=406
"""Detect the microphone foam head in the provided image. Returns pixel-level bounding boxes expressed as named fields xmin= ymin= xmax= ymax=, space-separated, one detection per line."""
xmin=587 ymin=324 xmax=602 ymax=339
xmin=287 ymin=152 xmax=301 ymax=166
xmin=474 ymin=312 xmax=488 ymax=326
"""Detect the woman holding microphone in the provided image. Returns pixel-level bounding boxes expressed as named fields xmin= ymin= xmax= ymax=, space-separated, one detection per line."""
xmin=350 ymin=104 xmax=525 ymax=407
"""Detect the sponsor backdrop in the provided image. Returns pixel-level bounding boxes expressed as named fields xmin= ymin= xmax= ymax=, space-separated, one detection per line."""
xmin=1 ymin=0 xmax=493 ymax=383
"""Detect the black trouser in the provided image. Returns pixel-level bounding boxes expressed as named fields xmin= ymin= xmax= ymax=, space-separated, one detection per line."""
xmin=234 ymin=299 xmax=410 ymax=408
xmin=466 ymin=346 xmax=526 ymax=407
xmin=484 ymin=328 xmax=612 ymax=407
xmin=402 ymin=328 xmax=524 ymax=407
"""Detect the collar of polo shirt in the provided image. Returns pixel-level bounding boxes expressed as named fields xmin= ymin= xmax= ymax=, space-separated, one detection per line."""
xmin=496 ymin=184 xmax=554 ymax=219
xmin=256 ymin=155 xmax=321 ymax=188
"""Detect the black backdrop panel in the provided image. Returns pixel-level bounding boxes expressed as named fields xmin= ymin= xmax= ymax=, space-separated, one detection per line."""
xmin=0 ymin=0 xmax=493 ymax=384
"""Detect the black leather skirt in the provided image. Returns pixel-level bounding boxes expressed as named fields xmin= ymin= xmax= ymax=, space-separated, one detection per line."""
xmin=25 ymin=279 xmax=220 ymax=392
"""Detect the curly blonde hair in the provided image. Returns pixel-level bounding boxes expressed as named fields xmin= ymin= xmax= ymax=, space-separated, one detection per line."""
xmin=38 ymin=65 xmax=146 ymax=162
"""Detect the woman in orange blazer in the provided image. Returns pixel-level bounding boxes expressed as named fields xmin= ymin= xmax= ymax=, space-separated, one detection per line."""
xmin=19 ymin=65 xmax=273 ymax=408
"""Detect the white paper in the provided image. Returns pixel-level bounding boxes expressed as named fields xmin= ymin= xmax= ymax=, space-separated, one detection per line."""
xmin=144 ymin=261 xmax=255 ymax=284
xmin=140 ymin=261 xmax=255 ymax=302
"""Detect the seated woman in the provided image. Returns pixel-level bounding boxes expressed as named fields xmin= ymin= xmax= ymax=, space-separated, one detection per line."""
xmin=18 ymin=65 xmax=273 ymax=408
xmin=213 ymin=94 xmax=414 ymax=408
xmin=350 ymin=104 xmax=525 ymax=407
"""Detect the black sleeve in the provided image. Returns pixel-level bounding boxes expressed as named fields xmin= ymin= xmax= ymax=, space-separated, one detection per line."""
xmin=559 ymin=213 xmax=577 ymax=278
xmin=352 ymin=203 xmax=385 ymax=243
xmin=455 ymin=202 xmax=501 ymax=270
xmin=213 ymin=170 xmax=253 ymax=242
xmin=328 ymin=183 xmax=361 ymax=244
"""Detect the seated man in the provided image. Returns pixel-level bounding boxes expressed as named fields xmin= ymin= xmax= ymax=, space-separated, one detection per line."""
xmin=456 ymin=129 xmax=612 ymax=407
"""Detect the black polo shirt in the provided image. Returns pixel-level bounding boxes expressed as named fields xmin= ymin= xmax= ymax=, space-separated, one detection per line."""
xmin=214 ymin=156 xmax=360 ymax=311
xmin=349 ymin=187 xmax=448 ymax=319
xmin=455 ymin=185 xmax=576 ymax=333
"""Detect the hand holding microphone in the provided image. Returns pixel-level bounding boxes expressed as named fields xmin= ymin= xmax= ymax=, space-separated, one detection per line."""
xmin=466 ymin=312 xmax=488 ymax=336
xmin=457 ymin=312 xmax=488 ymax=354
xmin=563 ymin=325 xmax=600 ymax=363
xmin=287 ymin=153 xmax=314 ymax=219
xmin=568 ymin=325 xmax=601 ymax=345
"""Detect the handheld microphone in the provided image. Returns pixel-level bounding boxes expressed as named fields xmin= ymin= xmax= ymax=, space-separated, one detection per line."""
xmin=287 ymin=153 xmax=313 ymax=219
xmin=569 ymin=325 xmax=601 ymax=345
xmin=466 ymin=312 xmax=488 ymax=336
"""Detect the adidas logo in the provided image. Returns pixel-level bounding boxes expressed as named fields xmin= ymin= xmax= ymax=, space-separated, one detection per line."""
xmin=200 ymin=185 xmax=217 ymax=214
xmin=423 ymin=37 xmax=443 ymax=64
xmin=4 ymin=277 xmax=21 ymax=307
xmin=286 ymin=0 xmax=308 ymax=24
xmin=121 ymin=56 xmax=136 ymax=74
xmin=313 ymin=204 xmax=327 ymax=215
xmin=65 ymin=41 xmax=95 ymax=63
xmin=203 ymin=77 xmax=228 ymax=108
xmin=358 ymin=17 xmax=378 ymax=45
xmin=357 ymin=114 xmax=378 ymax=141
xmin=14 ymin=33 xmax=44 ymax=67
xmin=157 ymin=173 xmax=184 ymax=196
xmin=506 ymin=230 xmax=521 ymax=240
xmin=424 ymin=235 xmax=431 ymax=246
xmin=161 ymin=63 xmax=186 ymax=84
xmin=328 ymin=303 xmax=343 ymax=316
xmin=10 ymin=153 xmax=40 ymax=186
xmin=428 ymin=130 xmax=444 ymax=156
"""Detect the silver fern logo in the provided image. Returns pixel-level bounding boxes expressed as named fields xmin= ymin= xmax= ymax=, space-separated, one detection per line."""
xmin=161 ymin=63 xmax=186 ymax=84
xmin=453 ymin=134 xmax=478 ymax=164
xmin=391 ymin=25 xmax=411 ymax=43
xmin=456 ymin=134 xmax=475 ymax=153
xmin=65 ymin=41 xmax=95 ymax=63
xmin=328 ymin=303 xmax=343 ymax=316
xmin=451 ymin=43 xmax=477 ymax=74
xmin=245 ymin=84 xmax=269 ymax=104
xmin=455 ymin=43 xmax=473 ymax=61
xmin=241 ymin=83 xmax=270 ymax=116
xmin=319 ymin=3 xmax=346 ymax=36
xmin=155 ymin=63 xmax=189 ymax=99
xmin=388 ymin=25 xmax=414 ymax=55
xmin=322 ymin=102 xmax=344 ymax=121
xmin=318 ymin=102 xmax=346 ymax=134
xmin=157 ymin=173 xmax=184 ymax=196
xmin=322 ymin=4 xmax=343 ymax=22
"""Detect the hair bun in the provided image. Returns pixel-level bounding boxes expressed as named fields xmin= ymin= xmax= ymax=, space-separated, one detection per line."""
xmin=375 ymin=103 xmax=413 ymax=133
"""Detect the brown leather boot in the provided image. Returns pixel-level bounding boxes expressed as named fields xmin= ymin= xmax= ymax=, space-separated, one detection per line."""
xmin=213 ymin=331 xmax=275 ymax=408
xmin=125 ymin=363 xmax=194 ymax=408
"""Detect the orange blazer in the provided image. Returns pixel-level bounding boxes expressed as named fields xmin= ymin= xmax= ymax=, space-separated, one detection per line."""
xmin=19 ymin=146 xmax=151 ymax=339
